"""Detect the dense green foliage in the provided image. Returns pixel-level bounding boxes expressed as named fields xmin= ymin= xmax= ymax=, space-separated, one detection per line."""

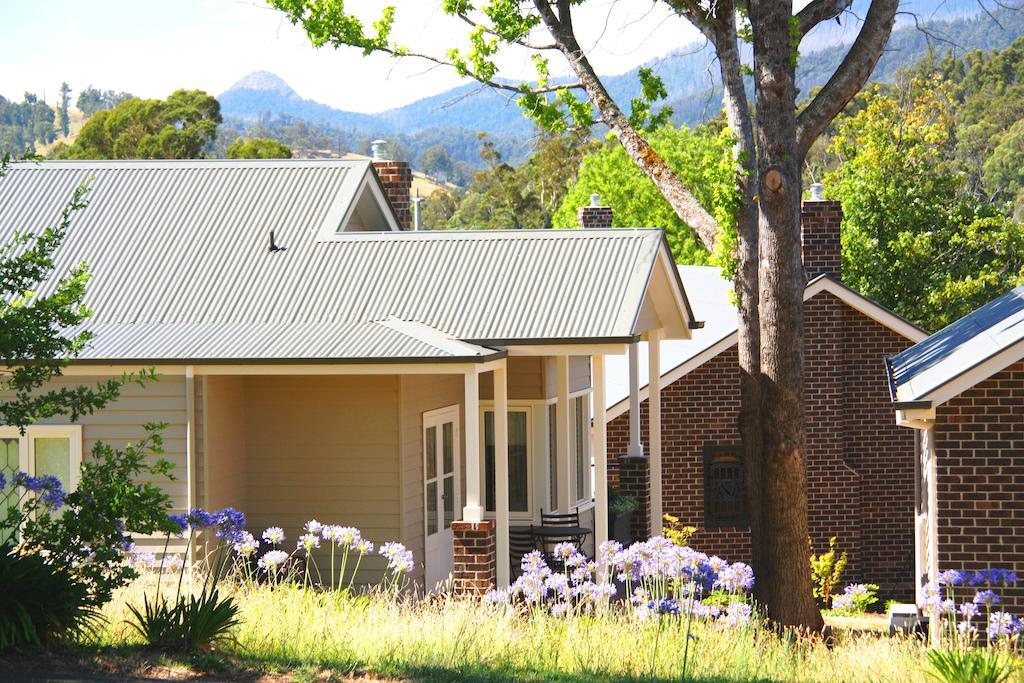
xmin=226 ymin=136 xmax=292 ymax=159
xmin=553 ymin=126 xmax=738 ymax=265
xmin=0 ymin=94 xmax=56 ymax=155
xmin=76 ymin=86 xmax=134 ymax=117
xmin=0 ymin=547 xmax=99 ymax=649
xmin=55 ymin=90 xmax=221 ymax=160
xmin=426 ymin=131 xmax=596 ymax=230
xmin=127 ymin=589 xmax=240 ymax=652
xmin=825 ymin=58 xmax=1024 ymax=330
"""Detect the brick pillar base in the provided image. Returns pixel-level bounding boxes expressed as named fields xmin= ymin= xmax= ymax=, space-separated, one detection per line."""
xmin=618 ymin=455 xmax=650 ymax=541
xmin=452 ymin=520 xmax=496 ymax=596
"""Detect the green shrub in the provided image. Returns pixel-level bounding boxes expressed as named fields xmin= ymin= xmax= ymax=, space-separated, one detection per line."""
xmin=0 ymin=545 xmax=100 ymax=649
xmin=925 ymin=647 xmax=1016 ymax=683
xmin=127 ymin=589 xmax=239 ymax=652
xmin=809 ymin=536 xmax=848 ymax=607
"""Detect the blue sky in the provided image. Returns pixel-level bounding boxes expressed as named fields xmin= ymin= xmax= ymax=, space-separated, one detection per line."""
xmin=1 ymin=0 xmax=703 ymax=112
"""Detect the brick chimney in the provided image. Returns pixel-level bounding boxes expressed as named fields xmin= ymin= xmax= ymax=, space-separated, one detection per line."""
xmin=370 ymin=139 xmax=413 ymax=231
xmin=577 ymin=193 xmax=613 ymax=229
xmin=801 ymin=182 xmax=843 ymax=281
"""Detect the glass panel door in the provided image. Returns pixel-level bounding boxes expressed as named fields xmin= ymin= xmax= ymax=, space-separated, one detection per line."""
xmin=34 ymin=437 xmax=71 ymax=486
xmin=0 ymin=437 xmax=20 ymax=544
xmin=484 ymin=408 xmax=530 ymax=513
xmin=425 ymin=426 xmax=438 ymax=536
xmin=442 ymin=422 xmax=455 ymax=529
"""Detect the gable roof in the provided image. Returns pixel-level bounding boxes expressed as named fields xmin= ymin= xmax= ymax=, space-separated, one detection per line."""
xmin=887 ymin=283 xmax=1024 ymax=408
xmin=605 ymin=267 xmax=928 ymax=418
xmin=1 ymin=160 xmax=695 ymax=363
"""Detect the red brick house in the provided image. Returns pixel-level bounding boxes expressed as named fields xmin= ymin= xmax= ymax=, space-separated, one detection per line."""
xmin=601 ymin=198 xmax=928 ymax=600
xmin=886 ymin=283 xmax=1024 ymax=613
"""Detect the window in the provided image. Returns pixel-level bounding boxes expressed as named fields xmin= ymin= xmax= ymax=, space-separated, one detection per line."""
xmin=484 ymin=409 xmax=529 ymax=513
xmin=703 ymin=444 xmax=746 ymax=527
xmin=547 ymin=403 xmax=557 ymax=511
xmin=572 ymin=396 xmax=589 ymax=504
xmin=0 ymin=426 xmax=82 ymax=541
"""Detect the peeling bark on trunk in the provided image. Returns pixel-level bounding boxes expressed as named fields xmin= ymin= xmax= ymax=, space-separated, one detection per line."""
xmin=749 ymin=1 xmax=824 ymax=631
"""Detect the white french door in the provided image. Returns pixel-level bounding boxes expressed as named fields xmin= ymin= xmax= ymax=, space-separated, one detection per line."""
xmin=423 ymin=406 xmax=460 ymax=590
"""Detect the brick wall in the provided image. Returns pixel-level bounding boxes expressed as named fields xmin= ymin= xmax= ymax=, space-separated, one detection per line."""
xmin=609 ymin=292 xmax=918 ymax=599
xmin=372 ymin=160 xmax=412 ymax=230
xmin=934 ymin=361 xmax=1024 ymax=614
xmin=452 ymin=520 xmax=496 ymax=596
xmin=801 ymin=200 xmax=842 ymax=280
xmin=578 ymin=205 xmax=613 ymax=229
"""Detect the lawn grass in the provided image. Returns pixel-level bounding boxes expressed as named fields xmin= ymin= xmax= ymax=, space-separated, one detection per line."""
xmin=68 ymin=575 xmax=967 ymax=682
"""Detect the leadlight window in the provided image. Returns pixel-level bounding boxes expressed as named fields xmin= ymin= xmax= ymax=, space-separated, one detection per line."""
xmin=703 ymin=444 xmax=746 ymax=527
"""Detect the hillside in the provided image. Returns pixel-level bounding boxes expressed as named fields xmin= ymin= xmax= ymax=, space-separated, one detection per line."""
xmin=220 ymin=3 xmax=1016 ymax=139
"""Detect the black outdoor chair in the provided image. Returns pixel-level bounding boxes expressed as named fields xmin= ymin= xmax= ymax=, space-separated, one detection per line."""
xmin=536 ymin=508 xmax=589 ymax=562
xmin=509 ymin=526 xmax=538 ymax=578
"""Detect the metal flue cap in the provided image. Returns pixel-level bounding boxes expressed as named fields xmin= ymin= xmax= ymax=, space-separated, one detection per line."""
xmin=371 ymin=139 xmax=389 ymax=161
xmin=809 ymin=182 xmax=825 ymax=201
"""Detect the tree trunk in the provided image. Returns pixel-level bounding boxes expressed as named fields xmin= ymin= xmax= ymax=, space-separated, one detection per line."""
xmin=748 ymin=0 xmax=824 ymax=631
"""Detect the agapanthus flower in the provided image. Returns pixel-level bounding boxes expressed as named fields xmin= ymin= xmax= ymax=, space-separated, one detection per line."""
xmin=304 ymin=519 xmax=323 ymax=535
xmin=987 ymin=611 xmax=1022 ymax=639
xmin=919 ymin=581 xmax=944 ymax=613
xmin=168 ymin=513 xmax=188 ymax=535
xmin=648 ymin=598 xmax=681 ymax=615
xmin=716 ymin=562 xmax=755 ymax=593
xmin=323 ymin=525 xmax=362 ymax=547
xmin=129 ymin=549 xmax=156 ymax=569
xmin=257 ymin=549 xmax=289 ymax=572
xmin=484 ymin=587 xmax=510 ymax=605
xmin=0 ymin=473 xmax=5 ymax=490
xmin=971 ymin=568 xmax=1019 ymax=586
xmin=720 ymin=602 xmax=752 ymax=627
xmin=973 ymin=590 xmax=1000 ymax=606
xmin=938 ymin=569 xmax=968 ymax=586
xmin=597 ymin=540 xmax=622 ymax=564
xmin=957 ymin=621 xmax=977 ymax=637
xmin=163 ymin=554 xmax=184 ymax=571
xmin=958 ymin=602 xmax=979 ymax=620
xmin=297 ymin=533 xmax=320 ymax=552
xmin=233 ymin=531 xmax=258 ymax=556
xmin=379 ymin=541 xmax=414 ymax=574
xmin=355 ymin=539 xmax=374 ymax=555
xmin=13 ymin=473 xmax=65 ymax=508
xmin=214 ymin=508 xmax=247 ymax=542
xmin=186 ymin=508 xmax=217 ymax=529
xmin=262 ymin=526 xmax=285 ymax=545
xmin=552 ymin=542 xmax=576 ymax=560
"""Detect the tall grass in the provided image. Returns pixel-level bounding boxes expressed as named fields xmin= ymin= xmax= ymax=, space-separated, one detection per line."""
xmin=92 ymin=576 xmax=946 ymax=682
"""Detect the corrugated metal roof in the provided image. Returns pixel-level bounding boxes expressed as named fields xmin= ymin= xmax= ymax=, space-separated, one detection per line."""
xmin=1 ymin=160 xmax=680 ymax=362
xmin=605 ymin=265 xmax=736 ymax=410
xmin=888 ymin=284 xmax=1024 ymax=403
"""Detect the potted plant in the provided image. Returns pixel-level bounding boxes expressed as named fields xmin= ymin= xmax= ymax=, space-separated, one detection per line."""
xmin=608 ymin=485 xmax=638 ymax=545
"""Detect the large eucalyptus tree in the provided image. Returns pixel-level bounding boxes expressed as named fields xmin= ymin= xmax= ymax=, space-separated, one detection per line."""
xmin=271 ymin=0 xmax=898 ymax=630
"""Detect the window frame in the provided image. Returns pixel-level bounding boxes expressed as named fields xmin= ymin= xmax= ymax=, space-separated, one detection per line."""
xmin=702 ymin=443 xmax=747 ymax=528
xmin=480 ymin=404 xmax=534 ymax=522
xmin=570 ymin=394 xmax=591 ymax=507
xmin=0 ymin=425 xmax=83 ymax=491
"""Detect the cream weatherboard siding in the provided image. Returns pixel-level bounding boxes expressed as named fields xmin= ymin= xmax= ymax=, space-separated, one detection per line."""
xmin=4 ymin=374 xmax=190 ymax=552
xmin=238 ymin=375 xmax=402 ymax=582
xmin=200 ymin=376 xmax=247 ymax=513
xmin=480 ymin=357 xmax=545 ymax=400
xmin=398 ymin=374 xmax=464 ymax=584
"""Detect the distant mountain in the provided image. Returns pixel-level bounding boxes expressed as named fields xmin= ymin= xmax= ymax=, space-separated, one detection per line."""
xmin=219 ymin=4 xmax=1023 ymax=165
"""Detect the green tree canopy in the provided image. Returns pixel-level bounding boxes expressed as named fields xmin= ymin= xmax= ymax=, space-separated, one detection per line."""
xmin=827 ymin=79 xmax=1024 ymax=330
xmin=226 ymin=136 xmax=292 ymax=159
xmin=553 ymin=125 xmax=738 ymax=266
xmin=75 ymin=86 xmax=134 ymax=118
xmin=58 ymin=89 xmax=221 ymax=160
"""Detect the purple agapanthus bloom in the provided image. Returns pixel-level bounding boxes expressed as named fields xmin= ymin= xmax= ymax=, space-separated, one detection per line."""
xmin=262 ymin=526 xmax=285 ymax=545
xmin=720 ymin=602 xmax=753 ymax=627
xmin=186 ymin=508 xmax=217 ymax=529
xmin=971 ymin=568 xmax=1019 ymax=587
xmin=0 ymin=473 xmax=5 ymax=491
xmin=938 ymin=569 xmax=969 ymax=586
xmin=168 ymin=513 xmax=188 ymax=535
xmin=716 ymin=562 xmax=755 ymax=593
xmin=973 ymin=590 xmax=1000 ymax=607
xmin=380 ymin=541 xmax=414 ymax=573
xmin=214 ymin=507 xmax=247 ymax=542
xmin=987 ymin=611 xmax=1022 ymax=639
xmin=12 ymin=473 xmax=65 ymax=508
xmin=648 ymin=598 xmax=681 ymax=615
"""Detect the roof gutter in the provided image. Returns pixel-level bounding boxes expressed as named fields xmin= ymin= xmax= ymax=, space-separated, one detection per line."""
xmin=61 ymin=350 xmax=508 ymax=366
xmin=885 ymin=355 xmax=933 ymax=410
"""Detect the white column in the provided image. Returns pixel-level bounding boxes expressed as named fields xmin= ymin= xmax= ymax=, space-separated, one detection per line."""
xmin=494 ymin=364 xmax=510 ymax=588
xmin=462 ymin=370 xmax=483 ymax=523
xmin=556 ymin=356 xmax=572 ymax=514
xmin=592 ymin=355 xmax=609 ymax=559
xmin=648 ymin=330 xmax=662 ymax=538
xmin=627 ymin=343 xmax=644 ymax=458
